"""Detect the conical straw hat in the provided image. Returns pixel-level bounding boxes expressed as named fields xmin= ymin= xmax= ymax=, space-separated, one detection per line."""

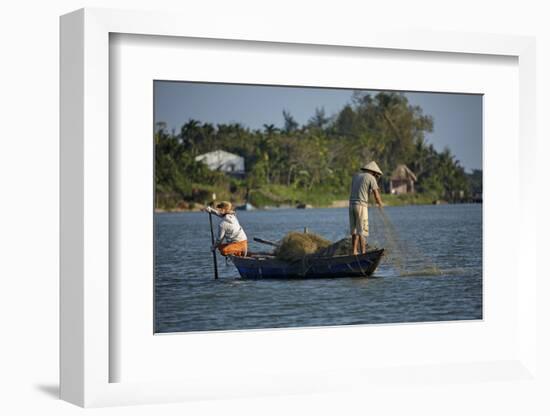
xmin=361 ymin=161 xmax=383 ymax=175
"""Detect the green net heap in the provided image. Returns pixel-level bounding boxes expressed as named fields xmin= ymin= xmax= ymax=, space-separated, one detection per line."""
xmin=274 ymin=231 xmax=357 ymax=262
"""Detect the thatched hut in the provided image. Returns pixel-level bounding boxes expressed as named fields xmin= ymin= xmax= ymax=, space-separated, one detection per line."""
xmin=390 ymin=164 xmax=417 ymax=194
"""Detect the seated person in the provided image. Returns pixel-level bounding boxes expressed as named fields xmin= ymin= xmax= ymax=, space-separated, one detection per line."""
xmin=202 ymin=201 xmax=248 ymax=257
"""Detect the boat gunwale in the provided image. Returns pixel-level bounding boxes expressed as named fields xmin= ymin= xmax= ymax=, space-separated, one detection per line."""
xmin=232 ymin=248 xmax=385 ymax=265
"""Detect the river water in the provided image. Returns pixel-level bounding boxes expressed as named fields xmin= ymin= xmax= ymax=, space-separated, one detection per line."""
xmin=154 ymin=204 xmax=482 ymax=333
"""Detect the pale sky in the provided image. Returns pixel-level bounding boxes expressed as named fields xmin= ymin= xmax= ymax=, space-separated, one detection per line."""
xmin=154 ymin=81 xmax=482 ymax=172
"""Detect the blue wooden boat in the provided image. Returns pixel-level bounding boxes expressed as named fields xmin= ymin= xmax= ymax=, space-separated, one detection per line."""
xmin=231 ymin=249 xmax=384 ymax=279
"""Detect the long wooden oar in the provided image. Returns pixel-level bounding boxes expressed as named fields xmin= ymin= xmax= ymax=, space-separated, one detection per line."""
xmin=208 ymin=212 xmax=219 ymax=280
xmin=253 ymin=237 xmax=279 ymax=247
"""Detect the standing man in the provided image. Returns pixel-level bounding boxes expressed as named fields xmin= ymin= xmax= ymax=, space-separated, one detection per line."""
xmin=349 ymin=161 xmax=384 ymax=255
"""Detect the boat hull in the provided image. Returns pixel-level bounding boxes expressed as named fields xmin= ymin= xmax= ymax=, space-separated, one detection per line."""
xmin=231 ymin=249 xmax=384 ymax=279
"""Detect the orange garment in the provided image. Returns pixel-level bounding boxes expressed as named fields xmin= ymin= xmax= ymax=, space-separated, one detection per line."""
xmin=218 ymin=240 xmax=248 ymax=257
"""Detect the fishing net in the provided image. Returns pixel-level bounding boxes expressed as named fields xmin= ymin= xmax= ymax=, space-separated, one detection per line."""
xmin=274 ymin=232 xmax=380 ymax=261
xmin=274 ymin=231 xmax=331 ymax=261
xmin=314 ymin=237 xmax=354 ymax=257
xmin=369 ymin=206 xmax=442 ymax=276
xmin=270 ymin=207 xmax=443 ymax=276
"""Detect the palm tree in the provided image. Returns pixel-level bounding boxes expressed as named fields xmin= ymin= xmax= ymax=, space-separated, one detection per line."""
xmin=263 ymin=124 xmax=280 ymax=136
xmin=180 ymin=119 xmax=202 ymax=155
xmin=308 ymin=107 xmax=329 ymax=129
xmin=282 ymin=110 xmax=299 ymax=134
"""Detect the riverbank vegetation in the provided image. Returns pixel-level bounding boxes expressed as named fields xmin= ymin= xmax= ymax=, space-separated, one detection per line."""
xmin=155 ymin=91 xmax=481 ymax=210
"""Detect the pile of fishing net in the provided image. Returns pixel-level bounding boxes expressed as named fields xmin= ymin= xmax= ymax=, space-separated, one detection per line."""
xmin=274 ymin=231 xmax=354 ymax=261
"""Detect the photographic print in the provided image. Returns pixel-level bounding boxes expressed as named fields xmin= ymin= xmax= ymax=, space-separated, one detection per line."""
xmin=154 ymin=81 xmax=482 ymax=333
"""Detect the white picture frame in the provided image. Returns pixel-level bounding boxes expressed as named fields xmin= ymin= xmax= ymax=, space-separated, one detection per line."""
xmin=60 ymin=7 xmax=537 ymax=408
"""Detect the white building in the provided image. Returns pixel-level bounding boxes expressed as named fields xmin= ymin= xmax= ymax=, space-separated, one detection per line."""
xmin=195 ymin=149 xmax=245 ymax=175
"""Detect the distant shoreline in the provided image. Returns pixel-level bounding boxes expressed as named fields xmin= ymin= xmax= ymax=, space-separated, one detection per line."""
xmin=154 ymin=198 xmax=481 ymax=213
